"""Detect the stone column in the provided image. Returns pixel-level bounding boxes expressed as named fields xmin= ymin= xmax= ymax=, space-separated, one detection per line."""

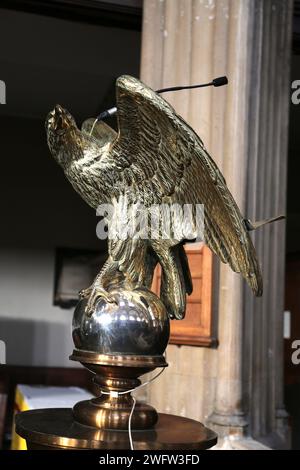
xmin=242 ymin=0 xmax=293 ymax=448
xmin=140 ymin=0 xmax=293 ymax=448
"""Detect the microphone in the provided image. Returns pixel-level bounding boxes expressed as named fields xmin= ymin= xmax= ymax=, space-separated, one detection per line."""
xmin=96 ymin=77 xmax=228 ymax=121
xmin=156 ymin=76 xmax=228 ymax=93
xmin=212 ymin=76 xmax=228 ymax=87
xmin=96 ymin=107 xmax=117 ymax=121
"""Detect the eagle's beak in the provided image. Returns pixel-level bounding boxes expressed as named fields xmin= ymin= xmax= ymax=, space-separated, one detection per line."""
xmin=54 ymin=104 xmax=64 ymax=114
xmin=47 ymin=104 xmax=70 ymax=133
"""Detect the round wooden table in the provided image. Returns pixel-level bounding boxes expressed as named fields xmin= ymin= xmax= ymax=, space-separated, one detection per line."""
xmin=16 ymin=408 xmax=217 ymax=450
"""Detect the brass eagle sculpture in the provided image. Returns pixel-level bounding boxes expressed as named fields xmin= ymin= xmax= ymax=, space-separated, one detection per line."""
xmin=46 ymin=75 xmax=276 ymax=320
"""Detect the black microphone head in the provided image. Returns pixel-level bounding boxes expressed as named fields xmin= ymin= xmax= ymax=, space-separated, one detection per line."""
xmin=212 ymin=76 xmax=228 ymax=87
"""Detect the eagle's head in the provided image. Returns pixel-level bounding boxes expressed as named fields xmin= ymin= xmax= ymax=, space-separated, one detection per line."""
xmin=46 ymin=104 xmax=83 ymax=168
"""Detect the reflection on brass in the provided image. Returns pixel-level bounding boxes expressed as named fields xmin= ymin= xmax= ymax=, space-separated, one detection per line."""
xmin=72 ymin=292 xmax=170 ymax=357
xmin=69 ymin=349 xmax=168 ymax=368
xmin=70 ymin=349 xmax=167 ymax=430
xmin=15 ymin=409 xmax=218 ymax=450
xmin=46 ymin=75 xmax=263 ymax=322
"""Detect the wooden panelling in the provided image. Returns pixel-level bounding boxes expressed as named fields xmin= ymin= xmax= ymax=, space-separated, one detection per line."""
xmin=152 ymin=243 xmax=215 ymax=346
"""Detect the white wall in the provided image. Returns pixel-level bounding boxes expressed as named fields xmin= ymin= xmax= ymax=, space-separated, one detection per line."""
xmin=0 ymin=248 xmax=75 ymax=367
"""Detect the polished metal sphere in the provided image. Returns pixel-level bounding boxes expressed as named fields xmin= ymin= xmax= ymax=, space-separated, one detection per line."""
xmin=72 ymin=288 xmax=170 ymax=356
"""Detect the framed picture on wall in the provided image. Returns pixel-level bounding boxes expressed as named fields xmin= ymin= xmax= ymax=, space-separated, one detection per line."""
xmin=54 ymin=247 xmax=107 ymax=308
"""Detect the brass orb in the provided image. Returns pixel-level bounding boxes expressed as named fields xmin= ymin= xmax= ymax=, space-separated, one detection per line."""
xmin=72 ymin=287 xmax=170 ymax=356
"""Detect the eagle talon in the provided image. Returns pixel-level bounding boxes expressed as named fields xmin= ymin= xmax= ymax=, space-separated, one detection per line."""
xmin=85 ymin=289 xmax=117 ymax=317
xmin=78 ymin=287 xmax=93 ymax=299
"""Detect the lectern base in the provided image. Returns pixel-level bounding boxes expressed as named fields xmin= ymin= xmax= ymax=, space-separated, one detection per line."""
xmin=16 ymin=408 xmax=217 ymax=450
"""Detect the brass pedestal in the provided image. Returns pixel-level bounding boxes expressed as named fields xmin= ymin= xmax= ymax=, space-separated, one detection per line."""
xmin=15 ymin=349 xmax=218 ymax=449
xmin=69 ymin=349 xmax=167 ymax=430
xmin=15 ymin=408 xmax=217 ymax=450
xmin=16 ymin=349 xmax=217 ymax=450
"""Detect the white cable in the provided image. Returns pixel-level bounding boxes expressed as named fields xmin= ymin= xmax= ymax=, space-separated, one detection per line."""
xmin=128 ymin=396 xmax=136 ymax=450
xmin=99 ymin=367 xmax=166 ymax=397
xmin=99 ymin=366 xmax=166 ymax=450
xmin=89 ymin=118 xmax=98 ymax=136
xmin=119 ymin=366 xmax=165 ymax=395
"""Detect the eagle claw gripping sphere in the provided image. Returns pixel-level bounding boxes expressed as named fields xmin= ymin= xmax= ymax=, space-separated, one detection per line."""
xmin=72 ymin=288 xmax=170 ymax=357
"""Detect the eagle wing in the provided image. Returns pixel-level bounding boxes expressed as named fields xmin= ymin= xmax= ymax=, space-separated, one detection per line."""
xmin=110 ymin=75 xmax=262 ymax=296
